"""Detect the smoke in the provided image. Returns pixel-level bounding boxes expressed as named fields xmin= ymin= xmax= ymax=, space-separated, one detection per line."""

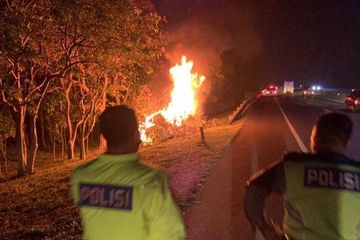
xmin=160 ymin=0 xmax=262 ymax=75
xmin=152 ymin=0 xmax=263 ymax=115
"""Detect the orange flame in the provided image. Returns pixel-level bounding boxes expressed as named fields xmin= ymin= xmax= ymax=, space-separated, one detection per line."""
xmin=140 ymin=56 xmax=205 ymax=143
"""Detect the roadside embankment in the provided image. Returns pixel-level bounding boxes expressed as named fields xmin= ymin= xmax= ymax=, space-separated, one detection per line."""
xmin=0 ymin=113 xmax=246 ymax=240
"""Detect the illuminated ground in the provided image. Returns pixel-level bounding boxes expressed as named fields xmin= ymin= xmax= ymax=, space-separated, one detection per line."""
xmin=1 ymin=94 xmax=358 ymax=239
xmin=0 ymin=115 xmax=243 ymax=239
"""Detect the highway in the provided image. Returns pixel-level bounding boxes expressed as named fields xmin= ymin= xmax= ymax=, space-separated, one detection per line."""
xmin=184 ymin=95 xmax=360 ymax=240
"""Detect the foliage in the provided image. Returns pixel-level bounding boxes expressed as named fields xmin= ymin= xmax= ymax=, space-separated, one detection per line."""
xmin=47 ymin=0 xmax=167 ymax=159
xmin=131 ymin=84 xmax=169 ymax=119
xmin=41 ymin=89 xmax=66 ymax=142
xmin=49 ymin=0 xmax=166 ymax=84
xmin=0 ymin=109 xmax=15 ymax=141
xmin=0 ymin=0 xmax=73 ymax=175
xmin=0 ymin=0 xmax=168 ymax=170
xmin=0 ymin=0 xmax=59 ymax=108
xmin=203 ymin=48 xmax=263 ymax=116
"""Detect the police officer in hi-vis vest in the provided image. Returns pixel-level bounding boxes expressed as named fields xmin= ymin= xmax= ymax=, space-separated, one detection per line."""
xmin=71 ymin=105 xmax=185 ymax=240
xmin=244 ymin=112 xmax=360 ymax=240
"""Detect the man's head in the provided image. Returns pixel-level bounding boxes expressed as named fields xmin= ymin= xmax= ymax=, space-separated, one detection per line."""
xmin=99 ymin=105 xmax=141 ymax=153
xmin=311 ymin=112 xmax=353 ymax=153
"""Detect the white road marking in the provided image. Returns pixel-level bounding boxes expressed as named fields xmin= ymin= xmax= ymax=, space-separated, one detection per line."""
xmin=275 ymin=98 xmax=308 ymax=152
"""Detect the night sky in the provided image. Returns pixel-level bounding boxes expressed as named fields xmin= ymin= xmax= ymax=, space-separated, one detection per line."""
xmin=153 ymin=0 xmax=360 ymax=88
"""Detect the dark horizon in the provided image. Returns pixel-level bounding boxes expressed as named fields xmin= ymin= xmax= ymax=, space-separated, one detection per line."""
xmin=154 ymin=0 xmax=360 ymax=88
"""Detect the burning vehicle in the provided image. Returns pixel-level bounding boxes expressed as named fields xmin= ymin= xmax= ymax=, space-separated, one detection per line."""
xmin=140 ymin=56 xmax=205 ymax=144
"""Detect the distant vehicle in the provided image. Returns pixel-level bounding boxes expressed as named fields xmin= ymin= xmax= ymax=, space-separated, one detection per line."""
xmin=262 ymin=85 xmax=279 ymax=96
xmin=311 ymin=85 xmax=322 ymax=91
xmin=303 ymin=85 xmax=323 ymax=96
xmin=303 ymin=88 xmax=315 ymax=96
xmin=284 ymin=81 xmax=294 ymax=94
xmin=345 ymin=89 xmax=360 ymax=112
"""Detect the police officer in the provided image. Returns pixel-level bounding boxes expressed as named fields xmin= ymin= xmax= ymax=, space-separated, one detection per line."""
xmin=71 ymin=105 xmax=185 ymax=240
xmin=244 ymin=112 xmax=360 ymax=240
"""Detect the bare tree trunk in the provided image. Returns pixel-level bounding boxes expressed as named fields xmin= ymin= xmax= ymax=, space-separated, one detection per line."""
xmin=61 ymin=127 xmax=65 ymax=156
xmin=65 ymin=86 xmax=75 ymax=160
xmin=12 ymin=107 xmax=27 ymax=176
xmin=27 ymin=115 xmax=39 ymax=174
xmin=86 ymin=137 xmax=89 ymax=155
xmin=99 ymin=75 xmax=108 ymax=151
xmin=79 ymin=125 xmax=86 ymax=160
xmin=40 ymin=112 xmax=47 ymax=150
xmin=52 ymin=132 xmax=56 ymax=161
xmin=64 ymin=90 xmax=83 ymax=160
xmin=100 ymin=135 xmax=106 ymax=150
xmin=67 ymin=137 xmax=75 ymax=160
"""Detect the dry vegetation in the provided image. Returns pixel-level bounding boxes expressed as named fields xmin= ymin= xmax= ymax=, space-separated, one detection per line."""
xmin=0 ymin=116 xmax=243 ymax=240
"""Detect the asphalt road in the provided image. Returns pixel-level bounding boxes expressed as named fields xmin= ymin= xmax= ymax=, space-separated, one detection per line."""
xmin=184 ymin=95 xmax=360 ymax=240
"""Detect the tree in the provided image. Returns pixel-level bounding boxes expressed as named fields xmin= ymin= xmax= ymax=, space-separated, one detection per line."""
xmin=41 ymin=88 xmax=67 ymax=160
xmin=49 ymin=0 xmax=166 ymax=159
xmin=0 ymin=0 xmax=167 ymax=175
xmin=0 ymin=0 xmax=61 ymax=175
xmin=204 ymin=48 xmax=263 ymax=116
xmin=76 ymin=68 xmax=108 ymax=159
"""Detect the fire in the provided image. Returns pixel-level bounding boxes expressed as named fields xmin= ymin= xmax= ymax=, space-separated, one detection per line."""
xmin=163 ymin=56 xmax=205 ymax=126
xmin=140 ymin=56 xmax=205 ymax=143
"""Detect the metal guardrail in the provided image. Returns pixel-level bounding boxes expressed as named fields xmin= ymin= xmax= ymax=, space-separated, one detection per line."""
xmin=228 ymin=94 xmax=260 ymax=124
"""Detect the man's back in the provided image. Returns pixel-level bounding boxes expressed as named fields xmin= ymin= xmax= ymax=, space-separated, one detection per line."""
xmin=71 ymin=153 xmax=185 ymax=240
xmin=244 ymin=152 xmax=360 ymax=240
xmin=283 ymin=152 xmax=360 ymax=240
xmin=244 ymin=112 xmax=359 ymax=239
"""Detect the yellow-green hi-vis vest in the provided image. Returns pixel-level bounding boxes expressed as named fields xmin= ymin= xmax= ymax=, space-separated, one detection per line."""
xmin=283 ymin=153 xmax=360 ymax=240
xmin=71 ymin=153 xmax=185 ymax=240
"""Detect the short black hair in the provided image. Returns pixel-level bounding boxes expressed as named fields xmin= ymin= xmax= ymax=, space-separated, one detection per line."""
xmin=99 ymin=105 xmax=138 ymax=146
xmin=315 ymin=112 xmax=353 ymax=146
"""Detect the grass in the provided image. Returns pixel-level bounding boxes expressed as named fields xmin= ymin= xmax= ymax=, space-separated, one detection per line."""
xmin=0 ymin=116 xmax=244 ymax=240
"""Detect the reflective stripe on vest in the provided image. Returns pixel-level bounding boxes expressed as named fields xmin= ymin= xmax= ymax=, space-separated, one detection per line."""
xmin=284 ymin=159 xmax=360 ymax=240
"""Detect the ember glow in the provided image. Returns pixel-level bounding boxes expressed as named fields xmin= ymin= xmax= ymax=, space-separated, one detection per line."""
xmin=140 ymin=56 xmax=205 ymax=143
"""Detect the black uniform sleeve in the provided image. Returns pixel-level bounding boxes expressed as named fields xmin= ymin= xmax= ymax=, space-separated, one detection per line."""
xmin=243 ymin=160 xmax=285 ymax=227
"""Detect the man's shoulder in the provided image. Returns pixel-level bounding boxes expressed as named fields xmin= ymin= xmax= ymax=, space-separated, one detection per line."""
xmin=75 ymin=158 xmax=99 ymax=171
xmin=141 ymin=167 xmax=167 ymax=187
xmin=71 ymin=158 xmax=99 ymax=181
